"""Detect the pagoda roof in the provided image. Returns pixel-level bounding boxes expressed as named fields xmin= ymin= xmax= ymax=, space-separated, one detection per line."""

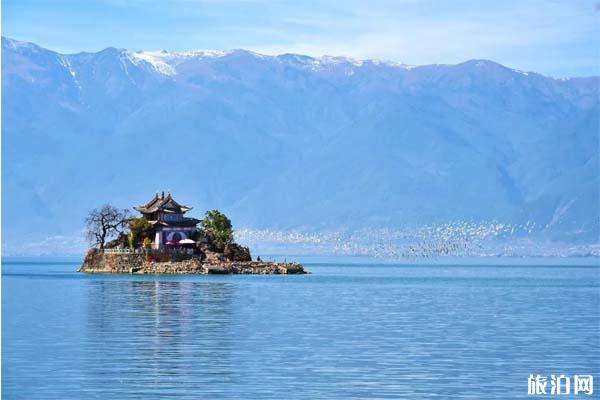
xmin=148 ymin=217 xmax=200 ymax=228
xmin=134 ymin=193 xmax=193 ymax=214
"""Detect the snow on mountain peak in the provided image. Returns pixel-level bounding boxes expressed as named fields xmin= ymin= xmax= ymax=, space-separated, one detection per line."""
xmin=127 ymin=49 xmax=236 ymax=75
xmin=127 ymin=51 xmax=178 ymax=75
xmin=316 ymin=55 xmax=365 ymax=66
xmin=126 ymin=47 xmax=415 ymax=76
xmin=2 ymin=37 xmax=43 ymax=52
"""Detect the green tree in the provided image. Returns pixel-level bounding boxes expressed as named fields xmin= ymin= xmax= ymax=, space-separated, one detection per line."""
xmin=128 ymin=217 xmax=154 ymax=248
xmin=201 ymin=210 xmax=234 ymax=251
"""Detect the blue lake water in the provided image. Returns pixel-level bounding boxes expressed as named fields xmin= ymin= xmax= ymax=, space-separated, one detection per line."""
xmin=2 ymin=257 xmax=599 ymax=399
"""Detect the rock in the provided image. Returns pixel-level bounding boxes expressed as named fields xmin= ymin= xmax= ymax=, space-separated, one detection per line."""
xmin=104 ymin=233 xmax=129 ymax=249
xmin=204 ymin=265 xmax=230 ymax=274
xmin=79 ymin=250 xmax=307 ymax=275
xmin=224 ymin=243 xmax=251 ymax=261
xmin=204 ymin=250 xmax=228 ymax=263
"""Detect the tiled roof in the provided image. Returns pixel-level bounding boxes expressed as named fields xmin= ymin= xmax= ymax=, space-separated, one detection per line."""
xmin=134 ymin=193 xmax=192 ymax=214
xmin=147 ymin=218 xmax=200 ymax=227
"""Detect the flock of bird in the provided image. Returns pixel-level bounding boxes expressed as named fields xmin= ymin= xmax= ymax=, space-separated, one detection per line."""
xmin=235 ymin=221 xmax=594 ymax=259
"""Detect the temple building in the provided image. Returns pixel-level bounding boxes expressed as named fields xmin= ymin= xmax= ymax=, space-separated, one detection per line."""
xmin=134 ymin=192 xmax=200 ymax=249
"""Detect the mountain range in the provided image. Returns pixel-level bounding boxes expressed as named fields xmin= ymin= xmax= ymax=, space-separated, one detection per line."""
xmin=2 ymin=37 xmax=598 ymax=255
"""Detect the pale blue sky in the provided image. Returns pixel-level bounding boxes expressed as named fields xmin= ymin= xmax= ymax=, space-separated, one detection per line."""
xmin=2 ymin=0 xmax=599 ymax=77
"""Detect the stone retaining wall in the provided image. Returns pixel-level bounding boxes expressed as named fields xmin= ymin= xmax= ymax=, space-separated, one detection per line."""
xmin=79 ymin=251 xmax=306 ymax=275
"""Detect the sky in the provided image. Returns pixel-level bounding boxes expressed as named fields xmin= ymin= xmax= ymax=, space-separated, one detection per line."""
xmin=2 ymin=0 xmax=599 ymax=77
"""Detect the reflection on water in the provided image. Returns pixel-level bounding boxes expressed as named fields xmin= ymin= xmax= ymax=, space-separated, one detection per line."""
xmin=84 ymin=281 xmax=236 ymax=397
xmin=2 ymin=261 xmax=600 ymax=399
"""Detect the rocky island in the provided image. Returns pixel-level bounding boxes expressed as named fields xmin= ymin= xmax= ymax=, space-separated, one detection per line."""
xmin=79 ymin=193 xmax=306 ymax=275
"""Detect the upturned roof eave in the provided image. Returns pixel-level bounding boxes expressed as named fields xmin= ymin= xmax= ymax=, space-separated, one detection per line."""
xmin=147 ymin=218 xmax=200 ymax=227
xmin=134 ymin=194 xmax=193 ymax=214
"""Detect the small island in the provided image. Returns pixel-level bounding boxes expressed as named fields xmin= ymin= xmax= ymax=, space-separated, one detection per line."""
xmin=80 ymin=192 xmax=306 ymax=275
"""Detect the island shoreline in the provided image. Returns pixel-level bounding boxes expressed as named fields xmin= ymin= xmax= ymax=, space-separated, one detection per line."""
xmin=79 ymin=251 xmax=307 ymax=275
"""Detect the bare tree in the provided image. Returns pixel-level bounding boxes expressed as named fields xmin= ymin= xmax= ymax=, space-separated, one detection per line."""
xmin=85 ymin=205 xmax=131 ymax=249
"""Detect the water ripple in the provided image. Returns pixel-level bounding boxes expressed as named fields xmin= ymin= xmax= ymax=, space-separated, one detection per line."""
xmin=2 ymin=262 xmax=599 ymax=399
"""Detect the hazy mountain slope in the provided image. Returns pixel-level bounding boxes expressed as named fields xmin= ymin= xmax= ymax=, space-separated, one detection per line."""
xmin=2 ymin=37 xmax=598 ymax=253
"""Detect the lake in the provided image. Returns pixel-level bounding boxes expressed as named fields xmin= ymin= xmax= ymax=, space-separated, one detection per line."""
xmin=2 ymin=257 xmax=599 ymax=399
